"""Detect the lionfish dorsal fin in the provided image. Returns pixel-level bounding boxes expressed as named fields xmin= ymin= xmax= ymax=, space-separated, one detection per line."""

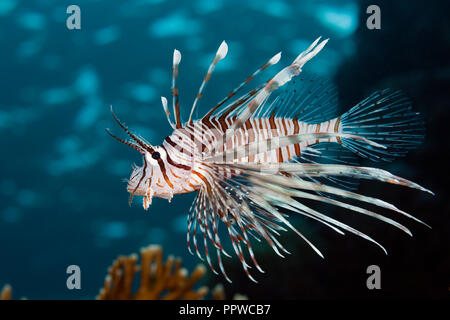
xmin=209 ymin=37 xmax=329 ymax=155
xmin=202 ymin=51 xmax=282 ymax=121
xmin=188 ymin=41 xmax=228 ymax=124
xmin=160 ymin=96 xmax=175 ymax=130
xmin=171 ymin=49 xmax=183 ymax=129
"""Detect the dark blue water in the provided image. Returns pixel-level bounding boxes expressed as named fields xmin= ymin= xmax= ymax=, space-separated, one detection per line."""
xmin=0 ymin=0 xmax=448 ymax=299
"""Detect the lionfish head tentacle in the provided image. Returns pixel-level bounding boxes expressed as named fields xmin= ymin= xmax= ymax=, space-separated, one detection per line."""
xmin=106 ymin=128 xmax=144 ymax=154
xmin=109 ymin=106 xmax=155 ymax=154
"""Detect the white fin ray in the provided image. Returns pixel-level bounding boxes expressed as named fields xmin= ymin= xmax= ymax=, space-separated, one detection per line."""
xmin=255 ymin=184 xmax=388 ymax=254
xmin=171 ymin=49 xmax=182 ymax=128
xmin=244 ymin=189 xmax=325 ymax=259
xmin=160 ymin=96 xmax=175 ymax=129
xmin=236 ymin=166 xmax=430 ymax=227
xmin=221 ymin=162 xmax=432 ymax=197
xmin=251 ymin=178 xmax=412 ymax=236
xmin=188 ymin=41 xmax=228 ymax=123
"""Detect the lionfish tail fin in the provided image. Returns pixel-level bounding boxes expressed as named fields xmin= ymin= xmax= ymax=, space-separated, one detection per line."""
xmin=339 ymin=89 xmax=425 ymax=162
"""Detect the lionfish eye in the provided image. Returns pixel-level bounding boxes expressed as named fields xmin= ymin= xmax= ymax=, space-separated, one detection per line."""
xmin=151 ymin=152 xmax=161 ymax=160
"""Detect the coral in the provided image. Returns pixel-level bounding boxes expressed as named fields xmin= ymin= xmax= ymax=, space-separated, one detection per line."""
xmin=0 ymin=284 xmax=12 ymax=300
xmin=97 ymin=244 xmax=246 ymax=300
xmin=1 ymin=246 xmax=247 ymax=300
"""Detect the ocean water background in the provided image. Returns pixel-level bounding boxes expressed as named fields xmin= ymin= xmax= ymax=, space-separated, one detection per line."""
xmin=0 ymin=0 xmax=448 ymax=299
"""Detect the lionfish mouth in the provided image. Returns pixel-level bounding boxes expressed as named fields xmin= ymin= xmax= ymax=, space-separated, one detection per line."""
xmin=126 ymin=186 xmax=144 ymax=195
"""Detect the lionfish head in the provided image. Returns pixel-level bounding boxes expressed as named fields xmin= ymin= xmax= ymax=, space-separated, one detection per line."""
xmin=107 ymin=106 xmax=164 ymax=208
xmin=126 ymin=146 xmax=168 ymax=196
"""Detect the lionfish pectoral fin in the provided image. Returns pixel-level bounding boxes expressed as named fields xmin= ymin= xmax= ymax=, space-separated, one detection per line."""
xmin=207 ymin=161 xmax=433 ymax=263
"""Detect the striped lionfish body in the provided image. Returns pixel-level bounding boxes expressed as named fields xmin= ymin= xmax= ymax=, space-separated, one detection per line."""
xmin=108 ymin=38 xmax=433 ymax=282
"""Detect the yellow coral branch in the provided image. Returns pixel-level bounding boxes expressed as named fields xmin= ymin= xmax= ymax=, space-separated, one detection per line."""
xmin=0 ymin=284 xmax=12 ymax=300
xmin=97 ymin=245 xmax=210 ymax=300
xmin=1 ymin=245 xmax=247 ymax=300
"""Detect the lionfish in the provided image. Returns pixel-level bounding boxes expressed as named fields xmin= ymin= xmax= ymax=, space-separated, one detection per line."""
xmin=107 ymin=37 xmax=433 ymax=282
